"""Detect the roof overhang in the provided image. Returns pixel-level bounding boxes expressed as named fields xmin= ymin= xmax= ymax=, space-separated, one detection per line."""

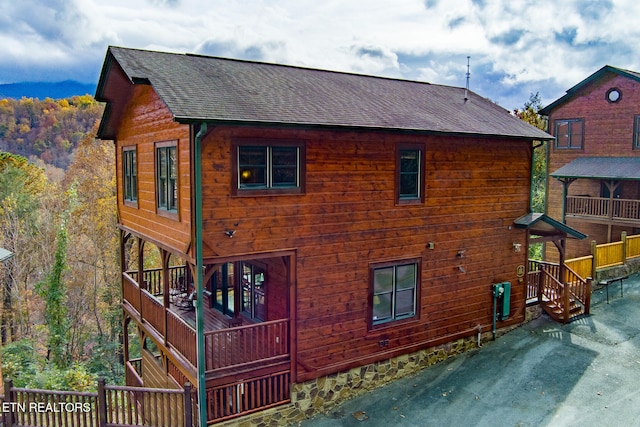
xmin=514 ymin=213 xmax=587 ymax=240
xmin=550 ymin=157 xmax=640 ymax=180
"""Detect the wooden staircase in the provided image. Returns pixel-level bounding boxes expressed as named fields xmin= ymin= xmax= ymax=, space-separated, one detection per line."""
xmin=528 ymin=260 xmax=592 ymax=323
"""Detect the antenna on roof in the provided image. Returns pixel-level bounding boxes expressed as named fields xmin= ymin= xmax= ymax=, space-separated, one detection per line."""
xmin=464 ymin=56 xmax=471 ymax=101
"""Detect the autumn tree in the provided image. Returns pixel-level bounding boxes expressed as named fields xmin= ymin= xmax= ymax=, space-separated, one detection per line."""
xmin=62 ymin=124 xmax=121 ymax=380
xmin=0 ymin=152 xmax=49 ymax=344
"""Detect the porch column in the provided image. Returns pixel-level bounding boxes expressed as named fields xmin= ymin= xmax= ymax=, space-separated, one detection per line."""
xmin=559 ymin=178 xmax=575 ymax=223
xmin=603 ymin=180 xmax=620 ymax=242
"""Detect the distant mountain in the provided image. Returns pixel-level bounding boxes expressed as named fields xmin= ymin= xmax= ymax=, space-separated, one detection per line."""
xmin=0 ymin=80 xmax=97 ymax=100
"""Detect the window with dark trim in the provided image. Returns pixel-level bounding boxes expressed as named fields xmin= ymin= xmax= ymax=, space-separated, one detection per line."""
xmin=554 ymin=119 xmax=584 ymax=149
xmin=371 ymin=260 xmax=419 ymax=326
xmin=156 ymin=141 xmax=177 ymax=213
xmin=396 ymin=144 xmax=425 ymax=204
xmin=123 ymin=146 xmax=137 ymax=204
xmin=634 ymin=115 xmax=640 ymax=149
xmin=233 ymin=139 xmax=305 ymax=195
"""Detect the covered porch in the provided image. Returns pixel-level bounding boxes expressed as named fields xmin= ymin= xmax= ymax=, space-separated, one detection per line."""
xmin=516 ymin=213 xmax=589 ymax=323
xmin=551 ymin=157 xmax=640 ymax=240
xmin=120 ymin=232 xmax=293 ymax=424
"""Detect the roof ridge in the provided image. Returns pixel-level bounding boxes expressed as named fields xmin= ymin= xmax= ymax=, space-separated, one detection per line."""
xmin=112 ymin=45 xmax=442 ymax=88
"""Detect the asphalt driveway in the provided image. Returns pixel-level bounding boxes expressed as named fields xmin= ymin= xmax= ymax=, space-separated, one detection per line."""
xmin=299 ymin=273 xmax=640 ymax=427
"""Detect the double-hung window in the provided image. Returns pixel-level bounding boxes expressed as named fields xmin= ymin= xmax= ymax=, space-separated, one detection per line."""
xmin=123 ymin=146 xmax=137 ymax=204
xmin=554 ymin=119 xmax=584 ymax=149
xmin=371 ymin=260 xmax=419 ymax=326
xmin=156 ymin=141 xmax=177 ymax=213
xmin=396 ymin=144 xmax=425 ymax=204
xmin=233 ymin=140 xmax=305 ymax=195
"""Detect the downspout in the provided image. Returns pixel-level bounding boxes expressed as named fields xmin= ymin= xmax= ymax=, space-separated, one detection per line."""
xmin=194 ymin=122 xmax=208 ymax=427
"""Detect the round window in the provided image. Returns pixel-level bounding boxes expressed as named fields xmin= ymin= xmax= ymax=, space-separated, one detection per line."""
xmin=606 ymin=88 xmax=621 ymax=103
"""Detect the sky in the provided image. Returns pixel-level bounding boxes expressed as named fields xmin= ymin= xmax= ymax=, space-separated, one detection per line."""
xmin=1 ymin=0 xmax=639 ymax=110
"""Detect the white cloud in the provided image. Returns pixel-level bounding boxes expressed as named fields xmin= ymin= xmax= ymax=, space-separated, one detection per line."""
xmin=1 ymin=0 xmax=639 ymax=109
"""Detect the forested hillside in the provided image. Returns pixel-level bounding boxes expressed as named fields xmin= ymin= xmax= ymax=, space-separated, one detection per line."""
xmin=0 ymin=96 xmax=103 ymax=169
xmin=0 ymin=97 xmax=121 ymax=390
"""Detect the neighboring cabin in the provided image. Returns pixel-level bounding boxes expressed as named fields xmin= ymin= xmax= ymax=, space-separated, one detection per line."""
xmin=540 ymin=66 xmax=640 ymax=259
xmin=95 ymin=46 xmax=551 ymax=424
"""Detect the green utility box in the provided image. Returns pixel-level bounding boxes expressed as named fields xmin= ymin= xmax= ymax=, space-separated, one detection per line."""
xmin=493 ymin=282 xmax=511 ymax=321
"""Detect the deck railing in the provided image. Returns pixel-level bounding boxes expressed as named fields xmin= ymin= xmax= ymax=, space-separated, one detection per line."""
xmin=540 ymin=268 xmax=564 ymax=309
xmin=566 ymin=196 xmax=640 ymax=221
xmin=128 ymin=266 xmax=187 ymax=296
xmin=527 ymin=260 xmax=591 ymax=319
xmin=167 ymin=310 xmax=197 ymax=366
xmin=564 ymin=264 xmax=591 ymax=315
xmin=1 ymin=379 xmax=193 ymax=427
xmin=140 ymin=288 xmax=165 ymax=336
xmin=123 ymin=273 xmax=141 ymax=313
xmin=123 ymin=271 xmax=290 ymax=373
xmin=205 ymin=370 xmax=291 ymax=423
xmin=204 ymin=319 xmax=289 ymax=373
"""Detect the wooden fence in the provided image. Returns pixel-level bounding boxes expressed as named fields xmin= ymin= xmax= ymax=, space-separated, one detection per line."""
xmin=565 ymin=232 xmax=640 ymax=279
xmin=0 ymin=379 xmax=194 ymax=427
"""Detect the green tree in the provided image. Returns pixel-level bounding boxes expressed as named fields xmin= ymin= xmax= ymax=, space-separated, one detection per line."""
xmin=513 ymin=92 xmax=547 ymax=214
xmin=513 ymin=92 xmax=548 ymax=259
xmin=36 ymin=186 xmax=77 ymax=369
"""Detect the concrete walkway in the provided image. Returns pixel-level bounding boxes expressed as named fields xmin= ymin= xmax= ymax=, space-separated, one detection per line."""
xmin=300 ymin=273 xmax=640 ymax=427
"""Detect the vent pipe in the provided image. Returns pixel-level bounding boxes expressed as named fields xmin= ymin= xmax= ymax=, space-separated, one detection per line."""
xmin=464 ymin=56 xmax=471 ymax=101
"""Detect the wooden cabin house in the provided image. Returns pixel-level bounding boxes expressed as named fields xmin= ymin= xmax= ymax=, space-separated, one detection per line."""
xmin=540 ymin=66 xmax=640 ymax=259
xmin=95 ymin=46 xmax=552 ymax=424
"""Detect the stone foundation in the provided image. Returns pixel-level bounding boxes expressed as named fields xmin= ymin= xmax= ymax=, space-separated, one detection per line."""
xmin=215 ymin=306 xmax=546 ymax=427
xmin=217 ymin=337 xmax=479 ymax=427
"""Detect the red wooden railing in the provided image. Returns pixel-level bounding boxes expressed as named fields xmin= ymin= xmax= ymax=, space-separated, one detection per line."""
xmin=128 ymin=266 xmax=187 ymax=296
xmin=167 ymin=310 xmax=197 ymax=366
xmin=204 ymin=319 xmax=289 ymax=373
xmin=564 ymin=264 xmax=591 ymax=315
xmin=125 ymin=358 xmax=144 ymax=388
xmin=123 ymin=273 xmax=141 ymax=313
xmin=528 ymin=260 xmax=591 ymax=322
xmin=205 ymin=370 xmax=291 ymax=423
xmin=140 ymin=289 xmax=165 ymax=336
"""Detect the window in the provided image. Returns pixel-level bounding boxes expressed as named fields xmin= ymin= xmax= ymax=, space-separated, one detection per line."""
xmin=123 ymin=146 xmax=137 ymax=204
xmin=554 ymin=119 xmax=583 ymax=149
xmin=241 ymin=262 xmax=266 ymax=321
xmin=233 ymin=139 xmax=305 ymax=195
xmin=156 ymin=141 xmax=177 ymax=213
xmin=396 ymin=144 xmax=425 ymax=204
xmin=371 ymin=260 xmax=419 ymax=326
xmin=634 ymin=115 xmax=640 ymax=149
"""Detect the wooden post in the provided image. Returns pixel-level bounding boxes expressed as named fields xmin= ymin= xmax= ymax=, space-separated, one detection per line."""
xmin=4 ymin=378 xmax=14 ymax=427
xmin=621 ymin=231 xmax=627 ymax=265
xmin=584 ymin=278 xmax=592 ymax=315
xmin=590 ymin=240 xmax=597 ymax=281
xmin=183 ymin=382 xmax=193 ymax=427
xmin=97 ymin=378 xmax=107 ymax=427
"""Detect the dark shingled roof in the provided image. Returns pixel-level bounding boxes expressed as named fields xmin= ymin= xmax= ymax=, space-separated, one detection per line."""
xmin=514 ymin=213 xmax=587 ymax=240
xmin=96 ymin=46 xmax=552 ymax=141
xmin=550 ymin=157 xmax=640 ymax=180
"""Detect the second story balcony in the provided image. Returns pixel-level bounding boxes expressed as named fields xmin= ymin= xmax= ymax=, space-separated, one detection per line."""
xmin=565 ymin=196 xmax=640 ymax=225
